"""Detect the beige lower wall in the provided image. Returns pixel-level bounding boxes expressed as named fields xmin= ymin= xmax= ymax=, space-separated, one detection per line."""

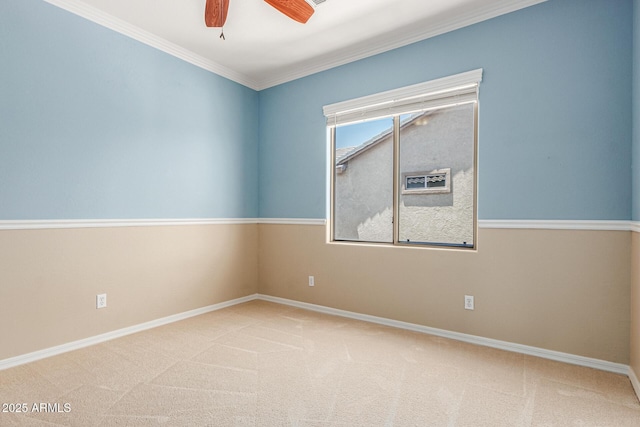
xmin=631 ymin=232 xmax=640 ymax=385
xmin=258 ymin=224 xmax=631 ymax=364
xmin=0 ymin=223 xmax=258 ymax=360
xmin=1 ymin=222 xmax=633 ymax=369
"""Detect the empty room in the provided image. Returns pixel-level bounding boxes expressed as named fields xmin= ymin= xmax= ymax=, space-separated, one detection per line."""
xmin=1 ymin=0 xmax=640 ymax=425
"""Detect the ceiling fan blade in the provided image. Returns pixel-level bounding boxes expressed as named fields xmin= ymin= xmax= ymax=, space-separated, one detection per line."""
xmin=205 ymin=0 xmax=229 ymax=27
xmin=264 ymin=0 xmax=314 ymax=24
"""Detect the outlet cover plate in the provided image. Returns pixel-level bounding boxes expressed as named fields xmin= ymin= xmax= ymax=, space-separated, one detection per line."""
xmin=464 ymin=295 xmax=474 ymax=310
xmin=96 ymin=293 xmax=107 ymax=309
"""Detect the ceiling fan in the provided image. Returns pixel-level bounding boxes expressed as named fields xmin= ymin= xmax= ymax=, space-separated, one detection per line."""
xmin=205 ymin=0 xmax=316 ymax=37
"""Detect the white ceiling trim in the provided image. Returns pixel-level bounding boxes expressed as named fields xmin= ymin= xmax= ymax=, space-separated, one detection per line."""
xmin=43 ymin=0 xmax=261 ymax=89
xmin=256 ymin=0 xmax=547 ymax=89
xmin=44 ymin=0 xmax=546 ymax=91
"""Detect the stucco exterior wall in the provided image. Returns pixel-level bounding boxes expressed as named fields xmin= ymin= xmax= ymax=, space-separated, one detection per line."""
xmin=399 ymin=104 xmax=475 ymax=245
xmin=335 ymin=131 xmax=394 ymax=242
xmin=334 ymin=104 xmax=475 ymax=245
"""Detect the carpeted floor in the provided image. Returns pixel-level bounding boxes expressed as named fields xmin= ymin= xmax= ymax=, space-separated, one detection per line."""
xmin=0 ymin=300 xmax=638 ymax=426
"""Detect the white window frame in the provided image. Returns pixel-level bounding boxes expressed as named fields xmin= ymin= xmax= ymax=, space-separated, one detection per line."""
xmin=324 ymin=69 xmax=482 ymax=249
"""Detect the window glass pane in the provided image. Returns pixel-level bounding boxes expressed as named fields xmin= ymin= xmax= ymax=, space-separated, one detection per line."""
xmin=406 ymin=176 xmax=426 ymax=189
xmin=334 ymin=117 xmax=394 ymax=242
xmin=428 ymin=180 xmax=446 ymax=188
xmin=398 ymin=104 xmax=475 ymax=247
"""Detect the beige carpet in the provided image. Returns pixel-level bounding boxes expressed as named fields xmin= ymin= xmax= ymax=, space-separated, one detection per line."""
xmin=0 ymin=300 xmax=638 ymax=426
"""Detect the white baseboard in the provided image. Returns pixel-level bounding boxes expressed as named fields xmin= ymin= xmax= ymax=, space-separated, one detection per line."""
xmin=0 ymin=294 xmax=258 ymax=371
xmin=0 ymin=292 xmax=630 ymax=379
xmin=257 ymin=294 xmax=630 ymax=376
xmin=630 ymin=367 xmax=640 ymax=402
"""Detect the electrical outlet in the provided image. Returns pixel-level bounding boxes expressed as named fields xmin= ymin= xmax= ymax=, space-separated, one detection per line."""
xmin=308 ymin=276 xmax=315 ymax=287
xmin=96 ymin=293 xmax=107 ymax=309
xmin=464 ymin=295 xmax=474 ymax=310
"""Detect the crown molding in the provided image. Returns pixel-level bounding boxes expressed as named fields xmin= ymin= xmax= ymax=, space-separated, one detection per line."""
xmin=44 ymin=0 xmax=546 ymax=91
xmin=256 ymin=0 xmax=547 ymax=89
xmin=43 ymin=0 xmax=260 ymax=90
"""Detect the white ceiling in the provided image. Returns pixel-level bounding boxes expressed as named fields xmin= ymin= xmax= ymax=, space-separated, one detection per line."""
xmin=45 ymin=0 xmax=545 ymax=90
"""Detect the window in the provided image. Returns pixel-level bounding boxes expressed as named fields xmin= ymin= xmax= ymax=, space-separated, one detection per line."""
xmin=402 ymin=169 xmax=451 ymax=194
xmin=324 ymin=69 xmax=481 ymax=249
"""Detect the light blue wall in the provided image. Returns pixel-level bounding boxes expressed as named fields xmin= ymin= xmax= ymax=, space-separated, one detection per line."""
xmin=258 ymin=0 xmax=633 ymax=220
xmin=634 ymin=0 xmax=640 ymax=221
xmin=2 ymin=0 xmax=633 ymax=221
xmin=0 ymin=0 xmax=259 ymax=220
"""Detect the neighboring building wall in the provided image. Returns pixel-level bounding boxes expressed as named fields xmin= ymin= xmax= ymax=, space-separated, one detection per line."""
xmin=335 ymin=132 xmax=393 ymax=242
xmin=334 ymin=104 xmax=474 ymax=245
xmin=398 ymin=105 xmax=475 ymax=245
